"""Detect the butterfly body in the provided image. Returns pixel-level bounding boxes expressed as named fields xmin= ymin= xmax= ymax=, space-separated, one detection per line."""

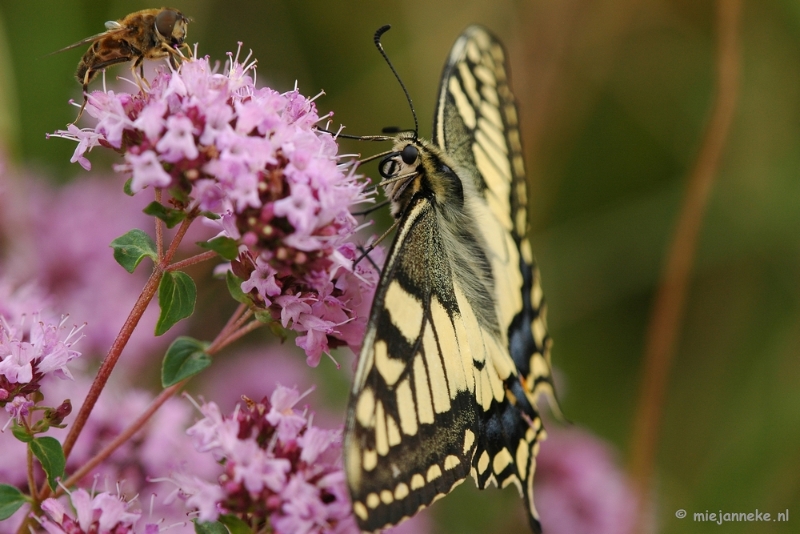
xmin=345 ymin=26 xmax=558 ymax=533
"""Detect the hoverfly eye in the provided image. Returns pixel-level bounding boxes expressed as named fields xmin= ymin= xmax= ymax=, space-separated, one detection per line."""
xmin=379 ymin=158 xmax=399 ymax=178
xmin=155 ymin=10 xmax=179 ymax=37
xmin=401 ymin=145 xmax=418 ymax=165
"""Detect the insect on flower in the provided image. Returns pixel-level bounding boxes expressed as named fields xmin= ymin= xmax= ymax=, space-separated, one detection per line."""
xmin=53 ymin=7 xmax=191 ymax=122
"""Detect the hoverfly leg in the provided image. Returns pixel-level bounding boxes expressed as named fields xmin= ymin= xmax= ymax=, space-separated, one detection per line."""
xmin=70 ymin=71 xmax=93 ymax=125
xmin=129 ymin=58 xmax=149 ymax=92
xmin=71 ymin=96 xmax=88 ymax=125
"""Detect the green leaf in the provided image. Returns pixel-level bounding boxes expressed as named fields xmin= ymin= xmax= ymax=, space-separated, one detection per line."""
xmin=110 ymin=229 xmax=157 ymax=273
xmin=254 ymin=310 xmax=274 ymax=324
xmin=156 ymin=271 xmax=196 ymax=336
xmin=194 ymin=520 xmax=229 ymax=534
xmin=198 ymin=236 xmax=239 ymax=261
xmin=123 ymin=178 xmax=135 ymax=196
xmin=143 ymin=201 xmax=187 ymax=229
xmin=30 ymin=437 xmax=65 ymax=491
xmin=218 ymin=514 xmax=251 ymax=534
xmin=10 ymin=422 xmax=32 ymax=443
xmin=169 ymin=186 xmax=190 ymax=205
xmin=0 ymin=484 xmax=28 ymax=520
xmin=266 ymin=319 xmax=287 ymax=342
xmin=161 ymin=336 xmax=211 ymax=387
xmin=226 ymin=270 xmax=249 ymax=304
xmin=201 ymin=211 xmax=221 ymax=220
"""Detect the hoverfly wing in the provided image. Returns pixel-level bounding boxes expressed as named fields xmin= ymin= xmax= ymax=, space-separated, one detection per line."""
xmin=45 ymin=27 xmax=125 ymax=57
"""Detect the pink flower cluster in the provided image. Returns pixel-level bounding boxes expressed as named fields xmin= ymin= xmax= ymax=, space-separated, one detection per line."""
xmin=52 ymin=49 xmax=381 ymax=366
xmin=38 ymin=489 xmax=147 ymax=534
xmin=176 ymin=385 xmax=358 ymax=534
xmin=0 ymin=286 xmax=84 ymax=421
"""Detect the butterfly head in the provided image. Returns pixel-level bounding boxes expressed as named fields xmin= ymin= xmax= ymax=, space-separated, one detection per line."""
xmin=378 ymin=132 xmax=464 ymax=221
xmin=379 ymin=139 xmax=419 ymax=179
xmin=377 ymin=134 xmax=422 ymax=217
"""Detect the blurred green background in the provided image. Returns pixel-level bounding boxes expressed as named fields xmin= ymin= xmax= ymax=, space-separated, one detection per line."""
xmin=1 ymin=0 xmax=799 ymax=532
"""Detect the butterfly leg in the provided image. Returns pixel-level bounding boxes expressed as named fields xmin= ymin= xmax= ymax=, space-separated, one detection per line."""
xmin=352 ymin=218 xmax=399 ymax=269
xmin=351 ymin=199 xmax=391 ymax=217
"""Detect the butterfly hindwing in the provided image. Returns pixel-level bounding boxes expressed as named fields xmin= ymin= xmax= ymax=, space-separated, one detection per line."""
xmin=434 ymin=25 xmax=559 ymax=532
xmin=436 ymin=26 xmax=555 ymax=381
xmin=345 ymin=25 xmax=558 ymax=533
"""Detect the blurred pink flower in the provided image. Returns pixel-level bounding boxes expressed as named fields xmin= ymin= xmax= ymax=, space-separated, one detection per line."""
xmin=39 ymin=489 xmax=144 ymax=534
xmin=0 ymin=372 xmax=218 ymax=533
xmin=197 ymin=344 xmax=314 ymax=402
xmin=535 ymin=426 xmax=637 ymax=534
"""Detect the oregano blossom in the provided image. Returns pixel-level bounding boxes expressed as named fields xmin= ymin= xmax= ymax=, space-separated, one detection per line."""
xmin=51 ymin=47 xmax=382 ymax=366
xmin=171 ymin=385 xmax=359 ymax=533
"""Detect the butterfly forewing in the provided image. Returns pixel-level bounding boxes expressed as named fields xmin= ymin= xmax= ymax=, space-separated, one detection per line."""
xmin=345 ymin=25 xmax=558 ymax=533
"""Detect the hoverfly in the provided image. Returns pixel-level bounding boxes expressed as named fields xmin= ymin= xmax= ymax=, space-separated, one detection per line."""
xmin=54 ymin=8 xmax=191 ymax=121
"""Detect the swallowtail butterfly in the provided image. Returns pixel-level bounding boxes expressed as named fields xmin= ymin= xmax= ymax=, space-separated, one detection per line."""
xmin=344 ymin=25 xmax=559 ymax=533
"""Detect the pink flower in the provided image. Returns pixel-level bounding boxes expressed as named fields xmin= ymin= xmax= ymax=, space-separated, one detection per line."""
xmin=124 ymin=150 xmax=173 ymax=192
xmin=165 ymin=472 xmax=225 ymax=523
xmin=85 ymin=90 xmax=133 ymax=148
xmin=174 ymin=385 xmax=359 ymax=533
xmin=266 ymin=385 xmax=309 ymax=442
xmin=48 ymin=124 xmax=102 ymax=171
xmin=298 ymin=426 xmax=338 ymax=464
xmin=0 ymin=311 xmax=83 ymax=409
xmin=535 ymin=427 xmax=638 ymax=534
xmin=156 ymin=115 xmax=199 ymax=162
xmin=132 ymin=99 xmax=167 ymax=142
xmin=39 ymin=489 xmax=141 ymax=534
xmin=241 ymin=258 xmax=282 ymax=306
xmin=4 ymin=395 xmax=33 ymax=421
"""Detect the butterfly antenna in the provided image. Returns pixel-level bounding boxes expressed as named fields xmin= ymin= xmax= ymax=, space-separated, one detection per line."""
xmin=374 ymin=25 xmax=419 ymax=140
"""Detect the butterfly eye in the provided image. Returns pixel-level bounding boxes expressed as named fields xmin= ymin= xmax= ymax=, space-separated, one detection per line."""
xmin=401 ymin=145 xmax=418 ymax=165
xmin=155 ymin=10 xmax=179 ymax=38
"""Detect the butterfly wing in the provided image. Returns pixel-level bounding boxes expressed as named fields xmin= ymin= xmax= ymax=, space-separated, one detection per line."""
xmin=434 ymin=25 xmax=559 ymax=532
xmin=345 ymin=188 xmax=488 ymax=530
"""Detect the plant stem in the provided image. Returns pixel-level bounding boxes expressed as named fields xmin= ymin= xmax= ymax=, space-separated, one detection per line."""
xmin=208 ymin=318 xmax=261 ymax=354
xmin=155 ymin=189 xmax=164 ymax=259
xmin=55 ymin=308 xmax=262 ymax=496
xmin=60 ymin=269 xmax=162 ymax=461
xmin=26 ymin=446 xmax=37 ymax=501
xmin=57 ymin=383 xmax=182 ymax=492
xmin=628 ymin=0 xmax=742 ymax=527
xmin=48 ymin=216 xmax=197 ymax=500
xmin=166 ymin=250 xmax=219 ymax=272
